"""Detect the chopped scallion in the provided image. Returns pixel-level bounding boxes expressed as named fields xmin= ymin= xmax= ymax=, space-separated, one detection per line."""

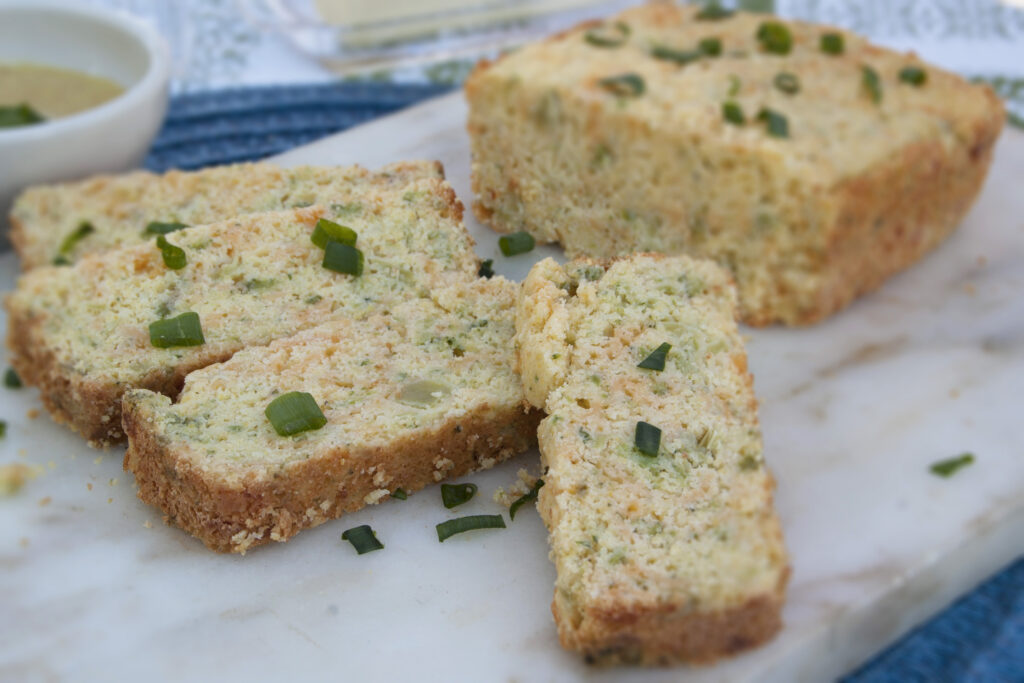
xmin=756 ymin=21 xmax=792 ymax=55
xmin=498 ymin=231 xmax=535 ymax=257
xmin=930 ymin=453 xmax=975 ymax=478
xmin=583 ymin=21 xmax=630 ymax=48
xmin=142 ymin=221 xmax=189 ymax=236
xmin=478 ymin=259 xmax=495 ymax=278
xmin=441 ymin=482 xmax=478 ymax=509
xmin=723 ymin=101 xmax=745 ymax=125
xmin=699 ymin=37 xmax=722 ymax=57
xmin=509 ymin=479 xmax=544 ymax=521
xmin=597 ymin=73 xmax=646 ymax=97
xmin=0 ymin=420 xmax=6 ymax=438
xmin=156 ymin=235 xmax=186 ymax=270
xmin=651 ymin=45 xmax=702 ymax=65
xmin=436 ymin=514 xmax=506 ymax=542
xmin=862 ymin=65 xmax=882 ymax=104
xmin=392 ymin=488 xmax=408 ymax=500
xmin=0 ymin=103 xmax=45 ymax=128
xmin=899 ymin=66 xmax=927 ymax=86
xmin=635 ymin=421 xmax=661 ymax=457
xmin=820 ymin=32 xmax=844 ymax=55
xmin=148 ymin=312 xmax=205 ymax=348
xmin=757 ymin=108 xmax=789 ymax=137
xmin=54 ymin=221 xmax=94 ymax=264
xmin=311 ymin=218 xmax=357 ymax=249
xmin=341 ymin=525 xmax=384 ymax=554
xmin=265 ymin=391 xmax=327 ymax=436
xmin=4 ymin=368 xmax=22 ymax=389
xmin=638 ymin=342 xmax=671 ymax=371
xmin=696 ymin=2 xmax=734 ymax=20
xmin=774 ymin=72 xmax=801 ymax=95
xmin=322 ymin=241 xmax=364 ymax=276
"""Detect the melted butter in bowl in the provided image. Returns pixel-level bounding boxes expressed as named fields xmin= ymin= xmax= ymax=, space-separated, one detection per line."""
xmin=0 ymin=62 xmax=125 ymax=124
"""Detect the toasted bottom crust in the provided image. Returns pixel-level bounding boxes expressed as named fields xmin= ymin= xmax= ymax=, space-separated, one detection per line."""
xmin=552 ymin=572 xmax=789 ymax=667
xmin=122 ymin=400 xmax=542 ymax=553
xmin=4 ymin=307 xmax=233 ymax=447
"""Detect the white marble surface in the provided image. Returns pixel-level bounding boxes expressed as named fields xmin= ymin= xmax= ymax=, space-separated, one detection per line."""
xmin=1 ymin=93 xmax=1022 ymax=682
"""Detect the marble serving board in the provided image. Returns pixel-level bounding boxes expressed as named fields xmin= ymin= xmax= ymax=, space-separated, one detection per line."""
xmin=2 ymin=92 xmax=1022 ymax=682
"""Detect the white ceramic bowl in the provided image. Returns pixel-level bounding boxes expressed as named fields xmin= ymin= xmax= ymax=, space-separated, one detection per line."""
xmin=0 ymin=1 xmax=170 ymax=233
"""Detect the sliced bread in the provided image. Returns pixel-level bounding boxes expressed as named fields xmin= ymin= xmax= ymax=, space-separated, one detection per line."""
xmin=123 ymin=277 xmax=540 ymax=553
xmin=515 ymin=255 xmax=788 ymax=665
xmin=10 ymin=160 xmax=442 ymax=269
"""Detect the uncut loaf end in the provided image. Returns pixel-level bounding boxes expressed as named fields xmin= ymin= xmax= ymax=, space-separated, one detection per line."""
xmin=468 ymin=3 xmax=1004 ymax=325
xmin=515 ymin=255 xmax=788 ymax=665
xmin=6 ymin=173 xmax=478 ymax=446
xmin=123 ymin=277 xmax=540 ymax=554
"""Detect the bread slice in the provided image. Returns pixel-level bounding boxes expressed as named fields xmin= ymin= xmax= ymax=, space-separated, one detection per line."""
xmin=9 ymin=160 xmax=442 ymax=269
xmin=515 ymin=255 xmax=788 ymax=665
xmin=6 ymin=175 xmax=478 ymax=445
xmin=467 ymin=4 xmax=1004 ymax=325
xmin=123 ymin=277 xmax=540 ymax=553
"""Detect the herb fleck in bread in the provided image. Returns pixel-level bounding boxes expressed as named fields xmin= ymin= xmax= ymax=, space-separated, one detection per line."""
xmin=9 ymin=160 xmax=442 ymax=269
xmin=6 ymin=175 xmax=478 ymax=446
xmin=516 ymin=255 xmax=788 ymax=665
xmin=124 ymin=278 xmax=540 ymax=554
xmin=468 ymin=4 xmax=1004 ymax=325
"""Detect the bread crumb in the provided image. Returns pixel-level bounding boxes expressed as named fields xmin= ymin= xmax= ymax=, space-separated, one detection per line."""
xmin=108 ymin=477 xmax=118 ymax=487
xmin=949 ymin=388 xmax=960 ymax=399
xmin=432 ymin=457 xmax=455 ymax=482
xmin=26 ymin=409 xmax=39 ymax=419
xmin=38 ymin=496 xmax=52 ymax=507
xmin=93 ymin=456 xmax=103 ymax=465
xmin=964 ymin=283 xmax=977 ymax=296
xmin=107 ymin=497 xmax=113 ymax=504
xmin=19 ymin=537 xmax=29 ymax=548
xmin=363 ymin=488 xmax=389 ymax=505
xmin=494 ymin=468 xmax=541 ymax=507
xmin=0 ymin=463 xmax=43 ymax=495
xmin=87 ymin=482 xmax=93 ymax=491
xmin=143 ymin=520 xmax=153 ymax=529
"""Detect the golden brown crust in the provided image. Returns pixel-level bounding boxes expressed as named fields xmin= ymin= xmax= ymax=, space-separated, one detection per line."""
xmin=8 ymin=213 xmax=28 ymax=264
xmin=4 ymin=304 xmax=234 ymax=446
xmin=556 ymin=570 xmax=789 ymax=666
xmin=123 ymin=399 xmax=542 ymax=553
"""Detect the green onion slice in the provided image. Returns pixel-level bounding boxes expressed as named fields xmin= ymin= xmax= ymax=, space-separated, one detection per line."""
xmin=651 ymin=45 xmax=702 ymax=65
xmin=149 ymin=312 xmax=205 ymax=348
xmin=341 ymin=525 xmax=384 ymax=554
xmin=723 ymin=101 xmax=745 ymax=125
xmin=757 ymin=108 xmax=790 ymax=138
xmin=441 ymin=482 xmax=478 ymax=509
xmin=54 ymin=221 xmax=94 ymax=263
xmin=774 ymin=72 xmax=801 ymax=95
xmin=478 ymin=259 xmax=495 ymax=278
xmin=142 ymin=221 xmax=189 ymax=236
xmin=696 ymin=2 xmax=734 ymax=20
xmin=699 ymin=37 xmax=722 ymax=57
xmin=638 ymin=342 xmax=671 ymax=371
xmin=0 ymin=420 xmax=6 ymax=438
xmin=322 ymin=241 xmax=364 ymax=276
xmin=583 ymin=21 xmax=630 ymax=48
xmin=498 ymin=231 xmax=536 ymax=257
xmin=4 ymin=368 xmax=22 ymax=389
xmin=509 ymin=479 xmax=544 ymax=521
xmin=899 ymin=66 xmax=927 ymax=86
xmin=862 ymin=65 xmax=882 ymax=103
xmin=930 ymin=453 xmax=975 ymax=478
xmin=820 ymin=32 xmax=844 ymax=55
xmin=311 ymin=218 xmax=357 ymax=249
xmin=156 ymin=235 xmax=187 ymax=270
xmin=635 ymin=421 xmax=661 ymax=457
xmin=0 ymin=103 xmax=45 ymax=128
xmin=756 ymin=21 xmax=793 ymax=55
xmin=265 ymin=391 xmax=327 ymax=436
xmin=436 ymin=514 xmax=506 ymax=542
xmin=597 ymin=73 xmax=646 ymax=98
xmin=392 ymin=488 xmax=408 ymax=500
